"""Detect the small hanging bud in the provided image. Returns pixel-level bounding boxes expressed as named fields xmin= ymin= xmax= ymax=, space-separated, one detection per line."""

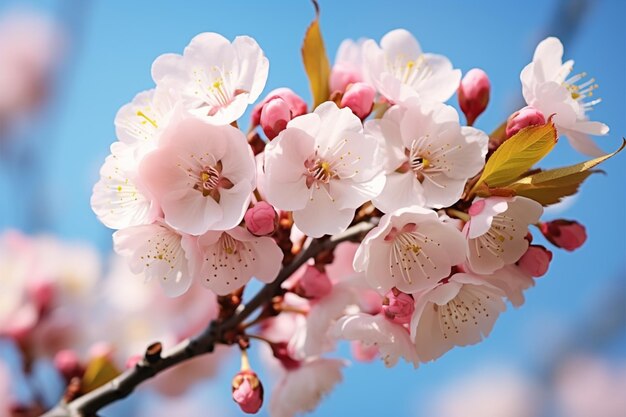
xmin=540 ymin=219 xmax=587 ymax=251
xmin=53 ymin=350 xmax=84 ymax=383
xmin=260 ymin=97 xmax=291 ymax=140
xmin=518 ymin=245 xmax=553 ymax=277
xmin=458 ymin=68 xmax=490 ymax=126
xmin=232 ymin=350 xmax=264 ymax=414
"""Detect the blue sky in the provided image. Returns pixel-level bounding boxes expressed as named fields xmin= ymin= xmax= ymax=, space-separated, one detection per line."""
xmin=0 ymin=0 xmax=624 ymax=416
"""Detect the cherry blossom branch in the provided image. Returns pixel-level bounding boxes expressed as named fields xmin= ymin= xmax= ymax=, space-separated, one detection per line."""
xmin=40 ymin=219 xmax=376 ymax=417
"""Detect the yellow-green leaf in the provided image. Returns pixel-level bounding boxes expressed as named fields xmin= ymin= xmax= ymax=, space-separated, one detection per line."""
xmin=301 ymin=0 xmax=330 ymax=108
xmin=507 ymin=138 xmax=625 ymax=205
xmin=81 ymin=356 xmax=121 ymax=393
xmin=473 ymin=118 xmax=558 ymax=192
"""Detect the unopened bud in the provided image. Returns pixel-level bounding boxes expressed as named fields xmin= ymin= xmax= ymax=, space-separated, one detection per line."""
xmin=340 ymin=82 xmax=375 ymax=119
xmin=270 ymin=341 xmax=300 ymax=370
xmin=540 ymin=219 xmax=587 ymax=251
xmin=506 ymin=106 xmax=546 ymax=138
xmin=382 ymin=288 xmax=414 ymax=324
xmin=518 ymin=245 xmax=552 ymax=277
xmin=260 ymin=97 xmax=290 ymax=140
xmin=330 ymin=62 xmax=362 ymax=93
xmin=232 ymin=370 xmax=264 ymax=414
xmin=245 ymin=201 xmax=278 ymax=236
xmin=458 ymin=68 xmax=490 ymax=126
xmin=295 ymin=265 xmax=332 ymax=299
xmin=251 ymin=88 xmax=307 ymax=128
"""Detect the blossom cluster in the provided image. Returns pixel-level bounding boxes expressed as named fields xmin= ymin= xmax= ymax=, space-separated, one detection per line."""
xmin=88 ymin=19 xmax=611 ymax=417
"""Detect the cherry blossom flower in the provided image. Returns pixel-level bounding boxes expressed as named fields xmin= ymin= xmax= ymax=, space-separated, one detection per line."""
xmin=186 ymin=226 xmax=283 ymax=296
xmin=520 ymin=37 xmax=609 ymax=156
xmin=269 ymin=358 xmax=344 ymax=417
xmin=114 ymin=86 xmax=179 ymax=157
xmin=362 ymin=29 xmax=461 ymax=104
xmin=366 ymin=99 xmax=488 ymax=212
xmin=410 ymin=273 xmax=506 ymax=362
xmin=334 ymin=313 xmax=419 ymax=367
xmin=113 ymin=223 xmax=194 ymax=297
xmin=91 ymin=141 xmax=157 ymax=230
xmin=481 ymin=265 xmax=535 ymax=308
xmin=152 ymin=32 xmax=268 ymax=125
xmin=463 ymin=197 xmax=543 ymax=274
xmin=139 ymin=114 xmax=256 ymax=235
xmin=354 ymin=206 xmax=466 ymax=294
xmin=263 ymin=101 xmax=385 ymax=237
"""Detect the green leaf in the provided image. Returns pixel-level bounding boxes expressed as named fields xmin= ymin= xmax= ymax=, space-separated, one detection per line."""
xmin=472 ymin=118 xmax=558 ymax=192
xmin=81 ymin=356 xmax=121 ymax=393
xmin=301 ymin=0 xmax=331 ymax=108
xmin=507 ymin=138 xmax=625 ymax=205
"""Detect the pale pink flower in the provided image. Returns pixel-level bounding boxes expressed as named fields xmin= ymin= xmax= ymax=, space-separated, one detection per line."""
xmin=334 ymin=313 xmax=419 ymax=367
xmin=520 ymin=37 xmax=609 ymax=156
xmin=139 ymin=114 xmax=256 ymax=235
xmin=113 ymin=223 xmax=194 ymax=297
xmin=330 ymin=38 xmax=366 ymax=93
xmin=186 ymin=226 xmax=283 ymax=296
xmin=362 ymin=29 xmax=461 ymax=103
xmin=354 ymin=206 xmax=466 ymax=294
xmin=555 ymin=356 xmax=626 ymax=417
xmin=263 ymin=101 xmax=385 ymax=237
xmin=481 ymin=265 xmax=535 ymax=308
xmin=464 ymin=197 xmax=543 ymax=274
xmin=152 ymin=32 xmax=268 ymax=125
xmin=114 ymin=86 xmax=179 ymax=157
xmin=457 ymin=68 xmax=491 ymax=126
xmin=91 ymin=141 xmax=158 ymax=230
xmin=366 ymin=99 xmax=488 ymax=212
xmin=295 ymin=265 xmax=333 ymax=299
xmin=269 ymin=358 xmax=344 ymax=417
xmin=410 ymin=273 xmax=506 ymax=362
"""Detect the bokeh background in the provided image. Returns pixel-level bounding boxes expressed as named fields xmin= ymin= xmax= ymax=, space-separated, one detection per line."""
xmin=0 ymin=0 xmax=624 ymax=416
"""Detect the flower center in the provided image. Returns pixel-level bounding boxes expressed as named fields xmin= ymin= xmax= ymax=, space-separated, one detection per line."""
xmin=563 ymin=71 xmax=601 ymax=111
xmin=385 ymin=223 xmax=439 ymax=284
xmin=389 ymin=54 xmax=432 ymax=86
xmin=188 ymin=160 xmax=233 ymax=201
xmin=305 ymin=158 xmax=338 ymax=188
xmin=473 ymin=214 xmax=516 ymax=258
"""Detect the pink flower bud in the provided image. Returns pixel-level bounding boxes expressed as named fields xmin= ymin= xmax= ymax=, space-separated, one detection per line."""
xmin=260 ymin=97 xmax=290 ymax=140
xmin=351 ymin=341 xmax=379 ymax=362
xmin=232 ymin=370 xmax=264 ymax=414
xmin=251 ymin=88 xmax=307 ymax=127
xmin=330 ymin=62 xmax=362 ymax=93
xmin=27 ymin=279 xmax=55 ymax=315
xmin=458 ymin=68 xmax=490 ymax=126
xmin=382 ymin=288 xmax=414 ymax=324
xmin=54 ymin=349 xmax=84 ymax=383
xmin=518 ymin=245 xmax=552 ymax=277
xmin=295 ymin=265 xmax=332 ymax=299
xmin=244 ymin=201 xmax=277 ymax=236
xmin=340 ymin=82 xmax=376 ymax=119
xmin=270 ymin=342 xmax=300 ymax=370
xmin=505 ymin=106 xmax=546 ymax=138
xmin=540 ymin=219 xmax=587 ymax=251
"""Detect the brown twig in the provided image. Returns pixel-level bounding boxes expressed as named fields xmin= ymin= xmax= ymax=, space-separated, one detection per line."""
xmin=40 ymin=220 xmax=376 ymax=417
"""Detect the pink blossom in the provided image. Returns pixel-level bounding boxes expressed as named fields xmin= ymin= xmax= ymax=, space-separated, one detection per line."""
xmin=263 ymin=101 xmax=385 ymax=237
xmin=482 ymin=265 xmax=535 ymax=308
xmin=505 ymin=106 xmax=546 ymax=138
xmin=464 ymin=197 xmax=543 ymax=274
xmin=334 ymin=313 xmax=419 ymax=367
xmin=269 ymin=358 xmax=344 ymax=417
xmin=457 ymin=68 xmax=491 ymax=126
xmin=138 ymin=114 xmax=256 ymax=235
xmin=244 ymin=201 xmax=277 ymax=236
xmin=410 ymin=273 xmax=506 ymax=362
xmin=340 ymin=82 xmax=375 ymax=119
xmin=540 ymin=219 xmax=587 ymax=251
xmin=295 ymin=265 xmax=333 ymax=299
xmin=354 ymin=206 xmax=466 ymax=294
xmin=517 ymin=245 xmax=552 ymax=277
xmin=232 ymin=371 xmax=264 ymax=414
xmin=186 ymin=226 xmax=283 ymax=295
